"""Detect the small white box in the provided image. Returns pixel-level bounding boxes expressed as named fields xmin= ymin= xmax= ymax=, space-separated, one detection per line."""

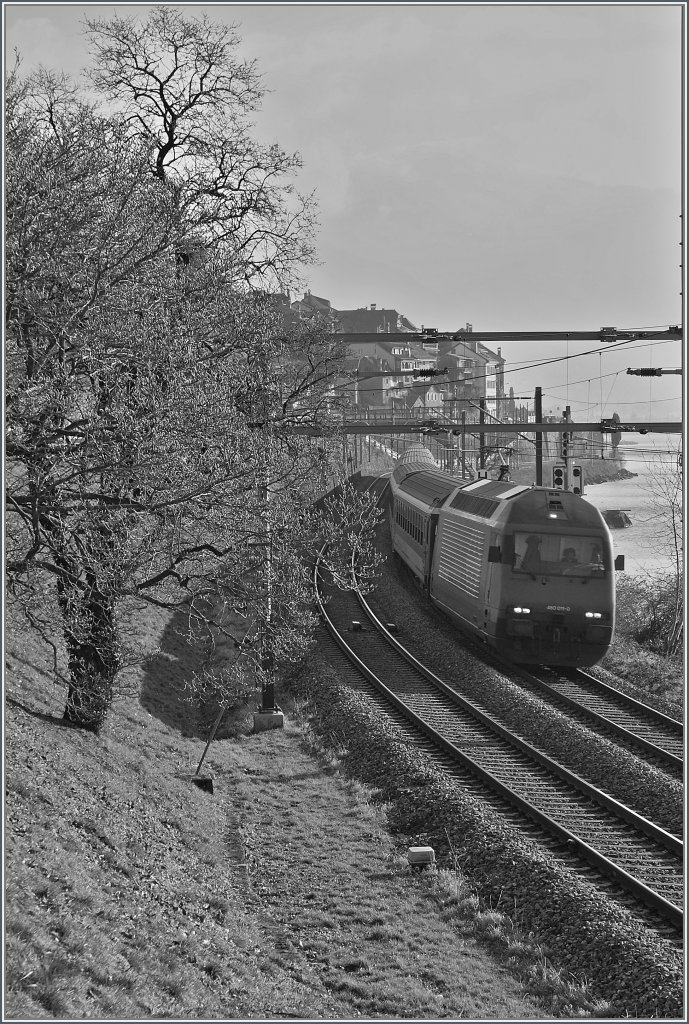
xmin=407 ymin=846 xmax=435 ymax=865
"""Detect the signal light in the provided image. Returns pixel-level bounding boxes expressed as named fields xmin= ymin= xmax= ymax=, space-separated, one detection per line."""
xmin=571 ymin=464 xmax=583 ymax=495
xmin=552 ymin=465 xmax=565 ymax=489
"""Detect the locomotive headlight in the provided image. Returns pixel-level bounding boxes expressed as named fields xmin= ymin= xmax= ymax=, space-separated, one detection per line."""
xmin=585 ymin=611 xmax=603 ymax=619
xmin=512 ymin=607 xmax=531 ymax=615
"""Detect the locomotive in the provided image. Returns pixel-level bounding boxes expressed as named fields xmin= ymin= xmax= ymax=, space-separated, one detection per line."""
xmin=388 ymin=445 xmax=623 ymax=667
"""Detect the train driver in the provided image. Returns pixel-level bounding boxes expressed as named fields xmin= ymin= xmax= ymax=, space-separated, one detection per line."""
xmin=561 ymin=547 xmax=578 ymax=566
xmin=521 ymin=535 xmax=543 ymax=572
xmin=590 ymin=544 xmax=603 ymax=565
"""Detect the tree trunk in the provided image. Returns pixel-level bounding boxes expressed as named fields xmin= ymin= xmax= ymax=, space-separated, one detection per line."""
xmin=59 ymin=586 xmax=119 ymax=734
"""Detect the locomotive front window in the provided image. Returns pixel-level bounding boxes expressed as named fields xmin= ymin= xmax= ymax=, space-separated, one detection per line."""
xmin=513 ymin=533 xmax=607 ymax=577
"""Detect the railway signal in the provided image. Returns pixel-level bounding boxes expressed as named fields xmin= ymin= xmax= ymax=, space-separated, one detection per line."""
xmin=552 ymin=463 xmax=583 ymax=493
xmin=571 ymin=464 xmax=583 ymax=495
xmin=552 ymin=464 xmax=566 ymax=489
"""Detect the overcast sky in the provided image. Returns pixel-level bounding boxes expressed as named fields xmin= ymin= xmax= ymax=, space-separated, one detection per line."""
xmin=5 ymin=2 xmax=684 ymax=423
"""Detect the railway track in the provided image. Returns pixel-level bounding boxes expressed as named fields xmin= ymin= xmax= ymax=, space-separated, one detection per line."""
xmin=314 ymin=551 xmax=683 ymax=936
xmin=511 ymin=664 xmax=683 ymax=774
xmin=421 ymin=624 xmax=685 ymax=777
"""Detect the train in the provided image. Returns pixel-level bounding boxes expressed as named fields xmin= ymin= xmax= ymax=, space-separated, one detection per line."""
xmin=388 ymin=445 xmax=623 ymax=667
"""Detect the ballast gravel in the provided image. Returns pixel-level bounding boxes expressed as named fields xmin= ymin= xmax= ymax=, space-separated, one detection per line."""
xmin=288 ymin=658 xmax=683 ymax=1019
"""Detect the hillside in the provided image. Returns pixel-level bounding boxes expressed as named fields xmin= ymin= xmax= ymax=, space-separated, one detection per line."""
xmin=5 ymin=599 xmax=566 ymax=1020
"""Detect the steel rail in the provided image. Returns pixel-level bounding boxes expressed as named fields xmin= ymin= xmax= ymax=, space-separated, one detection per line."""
xmin=314 ymin=549 xmax=682 ymax=929
xmin=354 ymin=582 xmax=682 ymax=855
xmin=573 ymin=668 xmax=684 ymax=730
xmin=477 ymin=659 xmax=685 ymax=774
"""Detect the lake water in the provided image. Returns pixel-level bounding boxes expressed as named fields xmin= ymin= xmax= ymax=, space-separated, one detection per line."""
xmin=582 ymin=434 xmax=683 ymax=578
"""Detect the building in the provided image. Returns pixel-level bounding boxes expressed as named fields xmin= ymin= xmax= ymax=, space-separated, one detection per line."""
xmin=342 ymin=328 xmax=504 ymax=419
xmin=288 ymin=294 xmax=418 ymax=334
xmin=344 ymin=338 xmax=438 ymax=415
xmin=283 ymin=293 xmax=505 ymax=420
xmin=334 ymin=303 xmax=418 ymax=334
xmin=290 ymin=291 xmax=336 ymax=319
xmin=435 ymin=332 xmax=504 ymax=418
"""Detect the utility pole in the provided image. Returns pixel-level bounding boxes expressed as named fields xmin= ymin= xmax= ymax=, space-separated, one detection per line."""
xmin=561 ymin=405 xmax=572 ymax=490
xmin=252 ymin=369 xmax=284 ymax=734
xmin=260 ymin=460 xmax=275 ymax=713
xmin=535 ymin=387 xmax=543 ymax=486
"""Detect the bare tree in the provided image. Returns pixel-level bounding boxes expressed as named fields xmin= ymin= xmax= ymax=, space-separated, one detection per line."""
xmin=636 ymin=441 xmax=683 ymax=656
xmin=83 ymin=6 xmax=318 ymax=291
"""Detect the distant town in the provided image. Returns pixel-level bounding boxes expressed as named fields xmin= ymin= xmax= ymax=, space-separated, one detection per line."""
xmin=275 ymin=291 xmax=535 ymax=424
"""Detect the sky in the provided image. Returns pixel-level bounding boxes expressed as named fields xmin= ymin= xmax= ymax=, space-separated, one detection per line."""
xmin=4 ymin=2 xmax=685 ymax=424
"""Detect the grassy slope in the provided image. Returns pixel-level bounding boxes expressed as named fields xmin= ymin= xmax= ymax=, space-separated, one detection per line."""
xmin=5 ymin=600 xmax=555 ymax=1021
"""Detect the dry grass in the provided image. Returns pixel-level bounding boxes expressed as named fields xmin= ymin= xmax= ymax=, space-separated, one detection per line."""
xmin=5 ymin=593 xmax=613 ymax=1020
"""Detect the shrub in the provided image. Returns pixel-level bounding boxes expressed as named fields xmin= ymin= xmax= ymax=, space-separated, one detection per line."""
xmin=615 ymin=573 xmax=683 ymax=656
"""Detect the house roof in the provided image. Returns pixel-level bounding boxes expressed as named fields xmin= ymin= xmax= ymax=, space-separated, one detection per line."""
xmin=437 ymin=338 xmax=503 ymax=365
xmin=292 ymin=292 xmax=333 ymax=313
xmin=335 ymin=307 xmax=418 ymax=333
